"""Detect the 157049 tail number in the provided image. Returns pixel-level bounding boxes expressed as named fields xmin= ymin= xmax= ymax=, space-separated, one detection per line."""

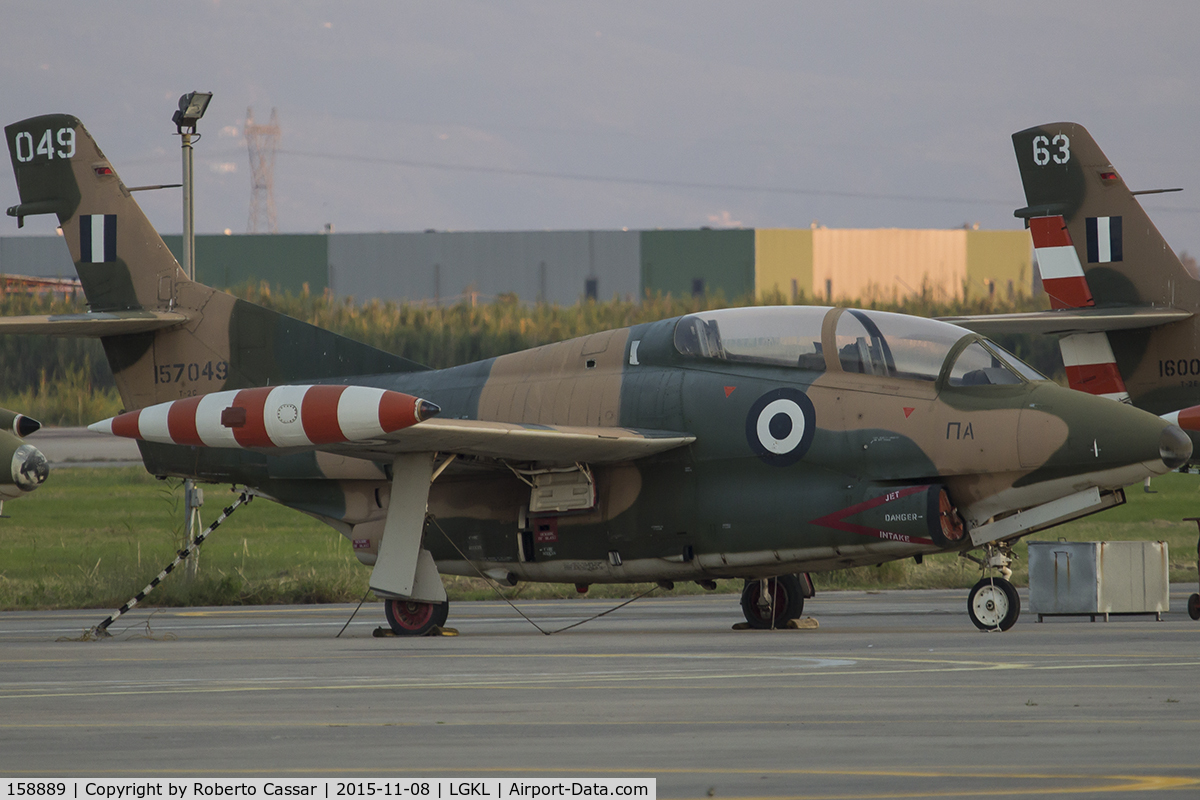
xmin=156 ymin=361 xmax=229 ymax=384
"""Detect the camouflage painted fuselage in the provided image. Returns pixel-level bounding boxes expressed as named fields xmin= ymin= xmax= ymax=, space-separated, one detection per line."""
xmin=138 ymin=308 xmax=1177 ymax=585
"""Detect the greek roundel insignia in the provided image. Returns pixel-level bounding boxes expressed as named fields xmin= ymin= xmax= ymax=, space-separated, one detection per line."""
xmin=745 ymin=388 xmax=816 ymax=466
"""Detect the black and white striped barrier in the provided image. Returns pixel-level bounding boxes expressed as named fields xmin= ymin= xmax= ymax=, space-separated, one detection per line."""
xmin=90 ymin=490 xmax=253 ymax=638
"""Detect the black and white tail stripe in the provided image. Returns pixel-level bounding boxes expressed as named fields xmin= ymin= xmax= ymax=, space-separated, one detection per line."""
xmin=1085 ymin=216 xmax=1122 ymax=263
xmin=91 ymin=492 xmax=252 ymax=637
xmin=79 ymin=214 xmax=117 ymax=263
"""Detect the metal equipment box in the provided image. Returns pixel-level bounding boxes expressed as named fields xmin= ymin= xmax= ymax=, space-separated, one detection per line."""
xmin=1027 ymin=540 xmax=1169 ymax=621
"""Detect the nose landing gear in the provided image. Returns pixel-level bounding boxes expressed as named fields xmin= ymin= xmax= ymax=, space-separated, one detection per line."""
xmin=967 ymin=577 xmax=1020 ymax=631
xmin=962 ymin=542 xmax=1020 ymax=631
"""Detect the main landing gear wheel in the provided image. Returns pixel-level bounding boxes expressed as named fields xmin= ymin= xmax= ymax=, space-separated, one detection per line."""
xmin=384 ymin=598 xmax=450 ymax=636
xmin=740 ymin=575 xmax=804 ymax=629
xmin=1188 ymin=594 xmax=1200 ymax=621
xmin=967 ymin=577 xmax=1020 ymax=632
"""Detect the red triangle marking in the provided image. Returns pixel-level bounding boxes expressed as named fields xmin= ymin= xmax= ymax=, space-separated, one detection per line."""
xmin=903 ymin=407 xmax=914 ymax=418
xmin=724 ymin=386 xmax=736 ymax=397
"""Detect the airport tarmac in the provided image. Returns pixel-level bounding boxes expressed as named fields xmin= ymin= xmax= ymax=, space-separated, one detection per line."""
xmin=1 ymin=590 xmax=1198 ymax=797
xmin=27 ymin=426 xmax=142 ymax=467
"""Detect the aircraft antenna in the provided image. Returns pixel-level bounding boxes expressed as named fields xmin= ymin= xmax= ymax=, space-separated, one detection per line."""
xmin=244 ymin=107 xmax=280 ymax=233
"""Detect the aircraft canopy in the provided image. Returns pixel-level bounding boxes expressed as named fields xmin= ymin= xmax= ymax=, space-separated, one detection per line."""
xmin=673 ymin=306 xmax=1045 ymax=384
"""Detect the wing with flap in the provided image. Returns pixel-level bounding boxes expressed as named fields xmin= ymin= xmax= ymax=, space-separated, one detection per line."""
xmin=325 ymin=418 xmax=695 ymax=464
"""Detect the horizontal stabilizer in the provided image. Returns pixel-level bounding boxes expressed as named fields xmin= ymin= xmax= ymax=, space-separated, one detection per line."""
xmin=0 ymin=310 xmax=190 ymax=336
xmin=939 ymin=306 xmax=1191 ymax=336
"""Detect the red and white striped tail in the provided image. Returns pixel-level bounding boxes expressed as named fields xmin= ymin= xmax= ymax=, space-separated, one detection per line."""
xmin=1031 ymin=215 xmax=1094 ymax=310
xmin=89 ymin=385 xmax=439 ymax=449
xmin=1058 ymin=333 xmax=1130 ymax=403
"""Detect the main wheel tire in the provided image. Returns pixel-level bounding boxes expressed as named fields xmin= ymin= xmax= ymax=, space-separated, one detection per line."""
xmin=740 ymin=575 xmax=805 ymax=629
xmin=967 ymin=577 xmax=1020 ymax=632
xmin=1188 ymin=593 xmax=1200 ymax=621
xmin=384 ymin=598 xmax=450 ymax=636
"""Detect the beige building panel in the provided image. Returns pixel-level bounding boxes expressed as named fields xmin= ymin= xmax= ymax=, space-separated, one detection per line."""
xmin=812 ymin=229 xmax=968 ymax=303
xmin=966 ymin=229 xmax=1033 ymax=300
xmin=754 ymin=228 xmax=814 ymax=301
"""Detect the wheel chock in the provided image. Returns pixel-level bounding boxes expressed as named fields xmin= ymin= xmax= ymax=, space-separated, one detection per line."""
xmin=372 ymin=625 xmax=460 ymax=637
xmin=731 ymin=617 xmax=819 ymax=631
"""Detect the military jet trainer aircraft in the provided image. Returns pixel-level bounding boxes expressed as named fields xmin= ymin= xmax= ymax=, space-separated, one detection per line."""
xmin=0 ymin=407 xmax=48 ymax=513
xmin=941 ymin=121 xmax=1200 ymax=621
xmin=1 ymin=114 xmax=1191 ymax=634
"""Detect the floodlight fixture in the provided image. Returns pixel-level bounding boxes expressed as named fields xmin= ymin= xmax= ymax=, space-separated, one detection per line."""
xmin=172 ymin=91 xmax=213 ymax=133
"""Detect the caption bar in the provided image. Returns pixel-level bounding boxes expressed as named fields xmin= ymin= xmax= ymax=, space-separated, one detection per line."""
xmin=3 ymin=782 xmax=654 ymax=800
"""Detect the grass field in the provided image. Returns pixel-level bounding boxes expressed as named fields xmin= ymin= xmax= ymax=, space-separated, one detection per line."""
xmin=1 ymin=466 xmax=1198 ymax=611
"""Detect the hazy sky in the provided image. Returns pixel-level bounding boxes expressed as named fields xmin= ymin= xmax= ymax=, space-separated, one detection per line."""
xmin=3 ymin=1 xmax=1198 ymax=255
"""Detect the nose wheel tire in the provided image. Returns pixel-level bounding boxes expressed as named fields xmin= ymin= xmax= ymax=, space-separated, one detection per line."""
xmin=384 ymin=598 xmax=450 ymax=636
xmin=1188 ymin=593 xmax=1200 ymax=621
xmin=967 ymin=577 xmax=1020 ymax=632
xmin=740 ymin=575 xmax=804 ymax=628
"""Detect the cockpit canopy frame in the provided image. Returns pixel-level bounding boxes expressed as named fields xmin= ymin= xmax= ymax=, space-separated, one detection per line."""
xmin=673 ymin=306 xmax=1045 ymax=388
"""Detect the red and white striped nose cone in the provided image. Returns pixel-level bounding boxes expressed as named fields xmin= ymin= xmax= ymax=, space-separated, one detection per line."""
xmin=89 ymin=386 xmax=439 ymax=448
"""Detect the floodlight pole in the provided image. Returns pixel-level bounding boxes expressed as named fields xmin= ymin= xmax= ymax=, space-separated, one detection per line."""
xmin=181 ymin=128 xmax=199 ymax=577
xmin=175 ymin=92 xmax=212 ymax=578
xmin=182 ymin=130 xmax=195 ymax=281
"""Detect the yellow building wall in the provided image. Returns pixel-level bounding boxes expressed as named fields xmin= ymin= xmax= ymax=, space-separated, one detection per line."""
xmin=754 ymin=228 xmax=813 ymax=301
xmin=965 ymin=229 xmax=1032 ymax=300
xmin=812 ymin=229 xmax=967 ymax=303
